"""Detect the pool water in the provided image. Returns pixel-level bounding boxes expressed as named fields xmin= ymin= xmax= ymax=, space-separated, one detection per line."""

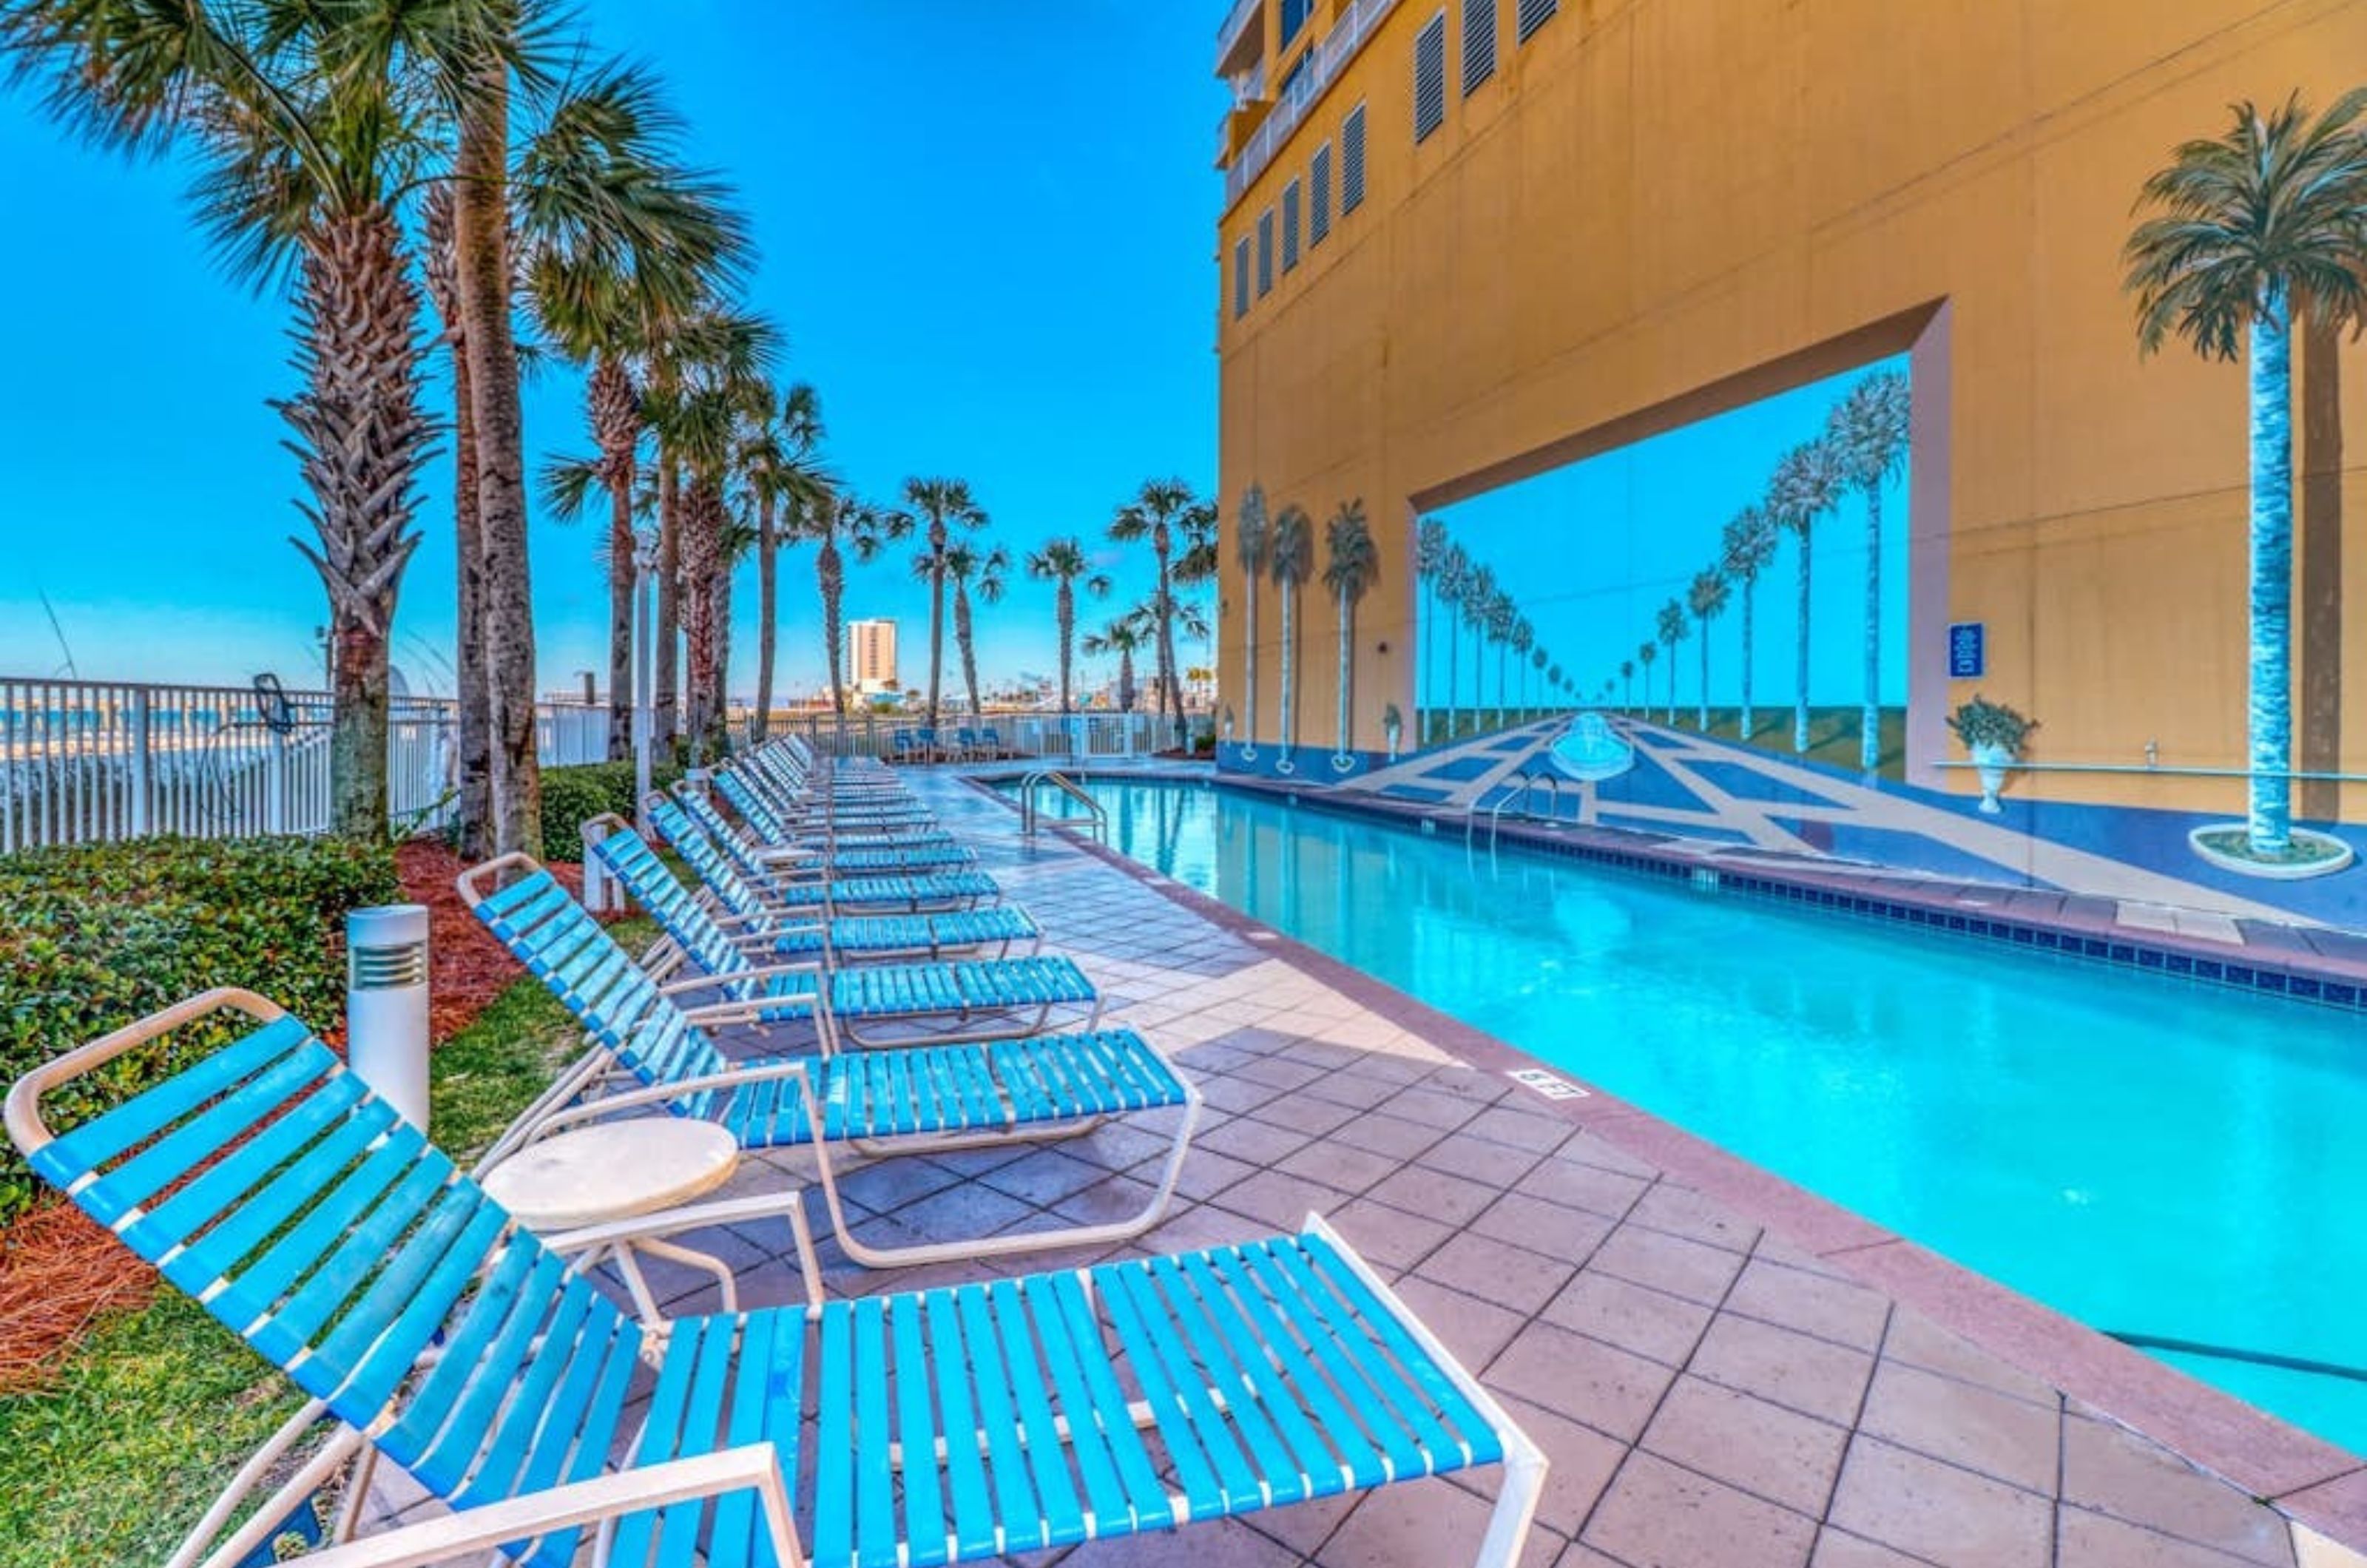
xmin=1028 ymin=777 xmax=2367 ymax=1454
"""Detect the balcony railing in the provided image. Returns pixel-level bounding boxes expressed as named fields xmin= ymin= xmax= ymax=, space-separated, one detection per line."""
xmin=1222 ymin=0 xmax=1402 ymax=208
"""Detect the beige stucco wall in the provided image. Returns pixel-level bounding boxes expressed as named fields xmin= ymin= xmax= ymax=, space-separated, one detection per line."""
xmin=1217 ymin=0 xmax=2367 ymax=815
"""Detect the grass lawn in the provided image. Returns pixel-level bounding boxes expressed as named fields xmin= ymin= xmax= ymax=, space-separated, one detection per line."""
xmin=0 ymin=926 xmax=644 ymax=1568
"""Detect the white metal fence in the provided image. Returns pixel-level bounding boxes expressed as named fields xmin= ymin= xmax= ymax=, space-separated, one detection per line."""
xmin=0 ymin=676 xmax=610 ymax=854
xmin=743 ymin=710 xmax=1201 ymax=764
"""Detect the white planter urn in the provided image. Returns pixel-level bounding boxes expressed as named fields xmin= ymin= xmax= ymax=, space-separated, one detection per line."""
xmin=1971 ymin=741 xmax=2013 ymax=814
xmin=1384 ymin=722 xmax=1402 ymax=763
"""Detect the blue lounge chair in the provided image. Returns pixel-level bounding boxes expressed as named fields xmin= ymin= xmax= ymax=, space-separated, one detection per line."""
xmin=649 ymin=796 xmax=1000 ymax=915
xmin=9 ymin=993 xmax=1541 ymax=1568
xmin=589 ymin=815 xmax=1039 ymax=962
xmin=680 ymin=784 xmax=975 ymax=876
xmin=713 ymin=771 xmax=952 ymax=853
xmin=468 ymin=855 xmax=1101 ymax=1049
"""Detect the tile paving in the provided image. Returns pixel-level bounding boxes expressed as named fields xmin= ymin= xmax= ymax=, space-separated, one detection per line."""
xmin=360 ymin=768 xmax=2360 ymax=1568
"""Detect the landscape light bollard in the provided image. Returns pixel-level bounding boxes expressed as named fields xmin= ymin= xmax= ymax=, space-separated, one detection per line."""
xmin=581 ymin=815 xmax=618 ymax=916
xmin=347 ymin=904 xmax=430 ymax=1131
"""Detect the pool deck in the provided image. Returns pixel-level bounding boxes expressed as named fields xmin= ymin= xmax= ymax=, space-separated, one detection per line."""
xmin=371 ymin=766 xmax=2367 ymax=1567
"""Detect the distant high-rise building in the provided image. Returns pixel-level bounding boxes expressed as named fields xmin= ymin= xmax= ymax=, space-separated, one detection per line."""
xmin=845 ymin=619 xmax=898 ymax=695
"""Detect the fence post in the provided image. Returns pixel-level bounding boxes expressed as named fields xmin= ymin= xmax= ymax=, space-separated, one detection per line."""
xmin=267 ymin=727 xmax=289 ymax=834
xmin=127 ymin=688 xmax=152 ymax=838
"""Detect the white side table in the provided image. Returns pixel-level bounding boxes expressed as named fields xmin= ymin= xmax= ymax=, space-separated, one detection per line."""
xmin=482 ymin=1120 xmax=743 ymax=1324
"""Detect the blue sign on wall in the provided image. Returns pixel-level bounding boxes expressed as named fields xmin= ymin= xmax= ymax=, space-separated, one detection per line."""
xmin=1948 ymin=621 xmax=1986 ymax=679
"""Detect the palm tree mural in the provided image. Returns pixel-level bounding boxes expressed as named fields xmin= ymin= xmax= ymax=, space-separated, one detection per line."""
xmin=1655 ymin=599 xmax=1689 ymax=722
xmin=1826 ymin=371 xmax=1911 ymax=771
xmin=1687 ymin=567 xmax=1731 ymax=731
xmin=1718 ymin=504 xmax=1778 ymax=742
xmin=1026 ymin=537 xmax=1111 ymax=715
xmin=1439 ymin=544 xmax=1472 ymax=739
xmin=1635 ymin=643 xmax=1656 ymax=715
xmin=1531 ymin=646 xmax=1549 ymax=714
xmin=904 ymin=477 xmax=987 ymax=729
xmin=1510 ymin=618 xmax=1535 ymax=718
xmin=945 ymin=541 xmax=1010 ymax=721
xmin=1465 ymin=566 xmax=1499 ymax=729
xmin=1620 ymin=658 xmax=1635 ymax=711
xmin=1269 ymin=503 xmax=1316 ymax=760
xmin=1768 ymin=439 xmax=1844 ymax=753
xmin=1234 ymin=484 xmax=1272 ymax=754
xmin=1416 ymin=518 xmax=1449 ymax=735
xmin=1323 ymin=499 xmax=1379 ymax=760
xmin=2126 ymin=91 xmax=2367 ymax=860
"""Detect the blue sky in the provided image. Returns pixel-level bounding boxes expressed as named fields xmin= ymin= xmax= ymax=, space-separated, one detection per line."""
xmin=1427 ymin=359 xmax=1914 ymax=714
xmin=0 ymin=4 xmax=1229 ymax=699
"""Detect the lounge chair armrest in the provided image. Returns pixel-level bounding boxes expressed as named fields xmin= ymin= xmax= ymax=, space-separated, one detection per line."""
xmin=284 ymin=1447 xmax=799 ymax=1568
xmin=655 ymin=959 xmax=824 ymax=1000
xmin=519 ymin=1058 xmax=817 ymax=1139
xmin=542 ymin=1189 xmax=806 ymax=1254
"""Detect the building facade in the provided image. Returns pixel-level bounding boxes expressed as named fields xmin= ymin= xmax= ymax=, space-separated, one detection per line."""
xmin=1212 ymin=0 xmax=2367 ymax=928
xmin=845 ymin=618 xmax=899 ymax=696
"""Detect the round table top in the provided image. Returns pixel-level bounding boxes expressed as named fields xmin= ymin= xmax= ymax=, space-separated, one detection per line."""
xmin=482 ymin=1120 xmax=740 ymax=1230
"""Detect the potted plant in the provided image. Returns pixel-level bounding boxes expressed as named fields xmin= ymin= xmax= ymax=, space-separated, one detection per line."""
xmin=1382 ymin=702 xmax=1404 ymax=762
xmin=1947 ymin=695 xmax=2036 ymax=814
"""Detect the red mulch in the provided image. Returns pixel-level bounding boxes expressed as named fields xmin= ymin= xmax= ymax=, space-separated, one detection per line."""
xmin=0 ymin=843 xmax=583 ymax=1393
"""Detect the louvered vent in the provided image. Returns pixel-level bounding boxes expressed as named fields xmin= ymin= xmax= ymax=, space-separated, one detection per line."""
xmin=1233 ymin=237 xmax=1249 ymax=320
xmin=1257 ymin=207 xmax=1275 ymax=297
xmin=1342 ymin=104 xmax=1368 ymax=212
xmin=1462 ymin=0 xmax=1497 ymax=94
xmin=1414 ymin=13 xmax=1447 ymax=143
xmin=1282 ymin=178 xmax=1302 ymax=271
xmin=1516 ymin=0 xmax=1556 ymax=43
xmin=1310 ymin=143 xmax=1333 ymax=246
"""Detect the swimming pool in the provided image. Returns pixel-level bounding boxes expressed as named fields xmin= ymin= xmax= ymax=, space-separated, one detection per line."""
xmin=1022 ymin=775 xmax=2367 ymax=1454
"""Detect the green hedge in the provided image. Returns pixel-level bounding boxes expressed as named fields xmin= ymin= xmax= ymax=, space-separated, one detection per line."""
xmin=0 ymin=837 xmax=399 ymax=1226
xmin=539 ymin=760 xmax=681 ymax=861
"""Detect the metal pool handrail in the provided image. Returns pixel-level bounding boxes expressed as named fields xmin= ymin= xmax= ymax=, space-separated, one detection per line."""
xmin=1470 ymin=770 xmax=1564 ymax=851
xmin=1020 ymin=769 xmax=1109 ymax=845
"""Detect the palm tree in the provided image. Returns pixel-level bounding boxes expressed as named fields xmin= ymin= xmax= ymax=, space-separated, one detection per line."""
xmin=1082 ymin=615 xmax=1151 ymax=713
xmin=1486 ymin=591 xmax=1517 ymax=727
xmin=1547 ymin=660 xmax=1562 ymax=707
xmin=1687 ymin=567 xmax=1732 ymax=731
xmin=1636 ymin=643 xmax=1657 ymax=716
xmin=808 ymin=493 xmax=908 ymax=720
xmin=1438 ymin=544 xmax=1472 ymax=740
xmin=945 ymin=541 xmax=1012 ymax=721
xmin=420 ymin=187 xmax=493 ymax=849
xmin=1718 ymin=504 xmax=1779 ymax=742
xmin=1027 ymin=538 xmax=1112 ymax=716
xmin=1233 ymin=484 xmax=1272 ymax=751
xmin=1826 ymin=371 xmax=1911 ymax=770
xmin=1768 ymin=439 xmax=1845 ymax=752
xmin=732 ymin=382 xmax=827 ymax=740
xmin=1172 ymin=497 xmax=1221 ymax=714
xmin=1655 ymin=600 xmax=1689 ymax=722
xmin=5 ymin=4 xmax=453 ymax=837
xmin=1511 ymin=619 xmax=1536 ymax=718
xmin=1465 ymin=564 xmax=1499 ymax=731
xmin=1621 ymin=658 xmax=1635 ymax=711
xmin=1322 ymin=499 xmax=1380 ymax=757
xmin=1109 ymin=479 xmax=1202 ymax=730
xmin=1269 ymin=503 xmax=1316 ymax=756
xmin=2125 ymin=91 xmax=2367 ymax=856
xmin=1415 ymin=518 xmax=1448 ymax=730
xmin=905 ymin=478 xmax=987 ymax=729
xmin=1531 ymin=646 xmax=1549 ymax=715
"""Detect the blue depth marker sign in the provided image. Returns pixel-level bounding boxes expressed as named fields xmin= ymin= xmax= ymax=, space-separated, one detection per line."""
xmin=1948 ymin=622 xmax=1986 ymax=679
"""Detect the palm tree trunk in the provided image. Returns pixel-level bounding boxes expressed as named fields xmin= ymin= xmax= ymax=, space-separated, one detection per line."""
xmin=1335 ymin=584 xmax=1352 ymax=755
xmin=1279 ymin=589 xmax=1296 ymax=750
xmin=819 ymin=533 xmax=845 ymax=720
xmin=1241 ymin=575 xmax=1260 ymax=748
xmin=1792 ymin=536 xmax=1814 ymax=753
xmin=591 ymin=355 xmax=638 ymax=763
xmin=2247 ymin=294 xmax=2295 ymax=853
xmin=450 ymin=326 xmax=492 ymax=856
xmin=1423 ymin=580 xmax=1436 ymax=738
xmin=655 ymin=460 xmax=680 ymax=748
xmin=456 ymin=61 xmax=539 ymax=857
xmin=1698 ymin=627 xmax=1710 ymax=731
xmin=1860 ymin=484 xmax=1883 ymax=771
xmin=1739 ymin=579 xmax=1756 ymax=741
xmin=1444 ymin=605 xmax=1457 ymax=743
xmin=1119 ymin=647 xmax=1136 ymax=713
xmin=1056 ymin=582 xmax=1075 ymax=714
xmin=956 ymin=585 xmax=982 ymax=720
xmin=1158 ymin=558 xmax=1181 ymax=729
xmin=925 ymin=523 xmax=947 ymax=728
xmin=281 ymin=208 xmax=430 ymax=841
xmin=680 ymin=479 xmax=720 ymax=759
xmin=754 ymin=492 xmax=777 ymax=740
xmin=711 ymin=548 xmax=732 ymax=753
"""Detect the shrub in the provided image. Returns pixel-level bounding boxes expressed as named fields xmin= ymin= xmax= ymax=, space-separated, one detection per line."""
xmin=1946 ymin=695 xmax=2037 ymax=755
xmin=0 ymin=837 xmax=398 ymax=1226
xmin=537 ymin=760 xmax=682 ymax=862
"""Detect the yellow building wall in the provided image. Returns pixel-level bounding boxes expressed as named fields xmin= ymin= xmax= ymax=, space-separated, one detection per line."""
xmin=1215 ymin=0 xmax=2367 ymax=817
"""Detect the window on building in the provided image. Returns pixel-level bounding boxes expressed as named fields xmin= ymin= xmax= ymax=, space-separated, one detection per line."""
xmin=1310 ymin=142 xmax=1333 ymax=246
xmin=1280 ymin=0 xmax=1314 ymax=48
xmin=1283 ymin=178 xmax=1303 ymax=271
xmin=1233 ymin=237 xmax=1249 ymax=320
xmin=1462 ymin=0 xmax=1497 ymax=94
xmin=1414 ymin=13 xmax=1447 ymax=143
xmin=1516 ymin=0 xmax=1556 ymax=42
xmin=1257 ymin=207 xmax=1275 ymax=297
xmin=1277 ymin=50 xmax=1311 ymax=105
xmin=1342 ymin=103 xmax=1368 ymax=212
